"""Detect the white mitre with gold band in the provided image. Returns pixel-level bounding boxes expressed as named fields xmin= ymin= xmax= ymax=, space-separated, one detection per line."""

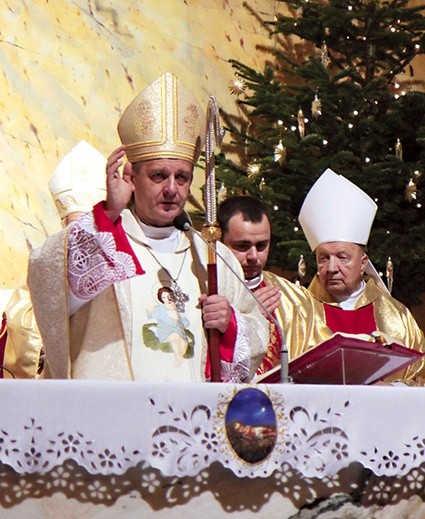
xmin=117 ymin=72 xmax=205 ymax=165
xmin=49 ymin=140 xmax=107 ymax=220
xmin=299 ymin=168 xmax=389 ymax=293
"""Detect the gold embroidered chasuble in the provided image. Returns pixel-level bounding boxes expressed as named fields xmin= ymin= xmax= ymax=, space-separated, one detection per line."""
xmin=3 ymin=283 xmax=43 ymax=378
xmin=27 ymin=209 xmax=269 ymax=381
xmin=307 ymin=275 xmax=425 ymax=384
xmin=256 ymin=271 xmax=314 ymax=371
xmin=253 ymin=271 xmax=425 ymax=385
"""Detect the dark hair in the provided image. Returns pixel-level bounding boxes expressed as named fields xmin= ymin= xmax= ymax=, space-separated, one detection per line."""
xmin=157 ymin=286 xmax=174 ymax=302
xmin=217 ymin=196 xmax=270 ymax=237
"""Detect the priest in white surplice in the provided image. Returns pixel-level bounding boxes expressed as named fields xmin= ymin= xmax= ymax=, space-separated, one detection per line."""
xmin=28 ymin=72 xmax=269 ymax=382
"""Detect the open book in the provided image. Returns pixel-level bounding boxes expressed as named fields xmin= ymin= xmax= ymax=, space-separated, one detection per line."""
xmin=254 ymin=332 xmax=425 ymax=385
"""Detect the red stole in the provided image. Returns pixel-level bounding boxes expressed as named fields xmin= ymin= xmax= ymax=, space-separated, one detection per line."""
xmin=324 ymin=304 xmax=376 ymax=335
xmin=254 ymin=281 xmax=283 ymax=375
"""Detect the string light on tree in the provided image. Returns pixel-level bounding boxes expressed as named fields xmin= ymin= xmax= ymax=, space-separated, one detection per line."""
xmin=413 ymin=170 xmax=422 ymax=182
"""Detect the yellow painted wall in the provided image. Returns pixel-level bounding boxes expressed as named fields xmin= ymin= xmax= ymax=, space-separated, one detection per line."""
xmin=0 ymin=0 xmax=279 ymax=289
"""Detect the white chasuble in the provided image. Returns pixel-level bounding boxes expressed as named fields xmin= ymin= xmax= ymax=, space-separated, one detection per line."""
xmin=125 ymin=215 xmax=206 ymax=382
xmin=28 ymin=206 xmax=269 ymax=381
xmin=129 ymin=250 xmax=204 ymax=382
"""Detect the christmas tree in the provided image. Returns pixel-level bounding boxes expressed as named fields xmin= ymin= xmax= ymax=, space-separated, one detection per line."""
xmin=216 ymin=0 xmax=425 ymax=307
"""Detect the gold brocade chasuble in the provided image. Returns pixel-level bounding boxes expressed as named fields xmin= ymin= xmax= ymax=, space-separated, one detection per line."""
xmin=252 ymin=271 xmax=425 ymax=385
xmin=307 ymin=275 xmax=425 ymax=385
xmin=261 ymin=271 xmax=314 ymax=363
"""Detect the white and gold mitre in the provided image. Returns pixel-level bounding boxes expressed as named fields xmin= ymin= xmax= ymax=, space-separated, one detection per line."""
xmin=48 ymin=140 xmax=107 ymax=220
xmin=299 ymin=168 xmax=377 ymax=250
xmin=117 ymin=72 xmax=205 ymax=165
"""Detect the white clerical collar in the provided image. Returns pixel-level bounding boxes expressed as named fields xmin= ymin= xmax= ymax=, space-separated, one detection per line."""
xmin=136 ymin=216 xmax=181 ymax=253
xmin=334 ymin=279 xmax=366 ymax=310
xmin=245 ymin=273 xmax=263 ymax=290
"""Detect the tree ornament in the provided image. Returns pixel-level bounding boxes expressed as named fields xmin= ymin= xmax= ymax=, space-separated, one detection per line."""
xmin=298 ymin=255 xmax=307 ymax=279
xmin=395 ymin=137 xmax=403 ymax=159
xmin=297 ymin=109 xmax=305 ymax=138
xmin=321 ymin=42 xmax=330 ymax=68
xmin=274 ymin=140 xmax=287 ymax=164
xmin=367 ymin=44 xmax=376 ymax=58
xmin=311 ymin=94 xmax=322 ymax=117
xmin=386 ymin=257 xmax=393 ymax=294
xmin=229 ymin=74 xmax=247 ymax=96
xmin=217 ymin=182 xmax=227 ymax=204
xmin=259 ymin=177 xmax=266 ymax=190
xmin=247 ymin=162 xmax=261 ymax=178
xmin=405 ymin=179 xmax=417 ymax=202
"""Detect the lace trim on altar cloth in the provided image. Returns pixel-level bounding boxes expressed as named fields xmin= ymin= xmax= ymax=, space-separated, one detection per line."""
xmin=1 ymin=463 xmax=425 ymax=515
xmin=1 ymin=382 xmax=425 ymax=482
xmin=68 ymin=213 xmax=137 ymax=300
xmin=221 ymin=309 xmax=250 ymax=383
xmin=0 ymin=385 xmax=347 ymax=477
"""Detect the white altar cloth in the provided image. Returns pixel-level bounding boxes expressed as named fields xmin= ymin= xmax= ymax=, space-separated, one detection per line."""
xmin=0 ymin=380 xmax=423 ymax=480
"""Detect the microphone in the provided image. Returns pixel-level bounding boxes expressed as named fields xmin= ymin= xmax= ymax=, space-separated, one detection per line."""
xmin=173 ymin=213 xmax=192 ymax=232
xmin=173 ymin=213 xmax=291 ymax=384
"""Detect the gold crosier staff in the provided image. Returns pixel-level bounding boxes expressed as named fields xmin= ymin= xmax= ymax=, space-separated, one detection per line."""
xmin=202 ymin=95 xmax=225 ymax=382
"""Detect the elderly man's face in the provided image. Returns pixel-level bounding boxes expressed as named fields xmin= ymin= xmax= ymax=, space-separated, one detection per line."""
xmin=222 ymin=213 xmax=271 ymax=280
xmin=132 ymin=158 xmax=193 ymax=227
xmin=316 ymin=241 xmax=368 ymax=298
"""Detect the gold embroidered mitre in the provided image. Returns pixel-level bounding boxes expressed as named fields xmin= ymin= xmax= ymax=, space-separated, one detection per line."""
xmin=49 ymin=140 xmax=107 ymax=220
xmin=117 ymin=72 xmax=205 ymax=165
